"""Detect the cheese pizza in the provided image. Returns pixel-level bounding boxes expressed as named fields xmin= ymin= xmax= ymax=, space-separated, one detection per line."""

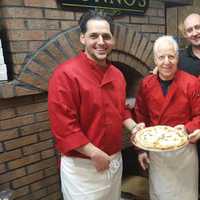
xmin=133 ymin=125 xmax=188 ymax=151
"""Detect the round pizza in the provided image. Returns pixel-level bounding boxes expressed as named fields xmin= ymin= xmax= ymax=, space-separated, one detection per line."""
xmin=133 ymin=125 xmax=188 ymax=151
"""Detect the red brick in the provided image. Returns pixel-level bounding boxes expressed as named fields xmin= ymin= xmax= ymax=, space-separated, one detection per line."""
xmin=26 ymin=60 xmax=49 ymax=80
xmin=28 ymin=41 xmax=44 ymax=52
xmin=39 ymin=130 xmax=52 ymax=141
xmin=26 ymin=19 xmax=46 ymax=30
xmin=34 ymin=51 xmax=57 ymax=73
xmin=0 ymin=0 xmax=23 ymax=6
xmin=45 ymin=10 xmax=74 ymax=20
xmin=2 ymin=7 xmax=43 ymax=18
xmin=0 ymin=168 xmax=26 ymax=184
xmin=11 ymin=53 xmax=26 ymax=65
xmin=0 ymin=114 xmax=34 ymax=130
xmin=13 ymin=64 xmax=22 ymax=76
xmin=15 ymin=86 xmax=41 ymax=97
xmin=23 ymin=139 xmax=54 ymax=155
xmin=0 ymin=149 xmax=22 ymax=162
xmin=45 ymin=43 xmax=66 ymax=64
xmin=13 ymin=186 xmax=30 ymax=198
xmin=2 ymin=19 xmax=25 ymax=29
xmin=9 ymin=41 xmax=28 ymax=52
xmin=24 ymin=0 xmax=57 ymax=8
xmin=8 ymin=30 xmax=45 ymax=41
xmin=47 ymin=183 xmax=60 ymax=193
xmin=0 ymin=163 xmax=6 ymax=174
xmin=41 ymin=148 xmax=55 ymax=159
xmin=16 ymin=102 xmax=47 ymax=115
xmin=26 ymin=19 xmax=60 ymax=30
xmin=141 ymin=24 xmax=158 ymax=33
xmin=61 ymin=20 xmax=77 ymax=30
xmin=46 ymin=30 xmax=60 ymax=39
xmin=27 ymin=157 xmax=57 ymax=174
xmin=46 ymin=20 xmax=60 ymax=30
xmin=44 ymin=166 xmax=58 ymax=177
xmin=17 ymin=188 xmax=47 ymax=200
xmin=30 ymin=175 xmax=59 ymax=192
xmin=5 ymin=134 xmax=38 ymax=151
xmin=18 ymin=72 xmax=48 ymax=91
xmin=39 ymin=191 xmax=61 ymax=200
xmin=0 ymin=107 xmax=16 ymax=120
xmin=0 ymin=142 xmax=4 ymax=152
xmin=12 ymin=171 xmax=44 ymax=188
xmin=0 ymin=83 xmax=15 ymax=99
xmin=20 ymin=121 xmax=50 ymax=136
xmin=8 ymin=153 xmax=41 ymax=170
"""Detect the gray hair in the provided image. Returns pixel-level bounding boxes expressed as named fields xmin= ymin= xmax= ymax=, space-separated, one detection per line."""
xmin=153 ymin=35 xmax=179 ymax=57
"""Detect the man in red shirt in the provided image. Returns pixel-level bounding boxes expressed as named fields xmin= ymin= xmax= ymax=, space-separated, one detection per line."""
xmin=135 ymin=35 xmax=200 ymax=200
xmin=48 ymin=10 xmax=144 ymax=200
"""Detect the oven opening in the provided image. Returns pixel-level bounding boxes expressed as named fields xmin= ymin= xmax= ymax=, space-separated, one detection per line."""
xmin=112 ymin=61 xmax=149 ymax=200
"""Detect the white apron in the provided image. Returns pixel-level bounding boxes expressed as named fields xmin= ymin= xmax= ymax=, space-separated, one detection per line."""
xmin=60 ymin=152 xmax=122 ymax=200
xmin=149 ymin=144 xmax=198 ymax=200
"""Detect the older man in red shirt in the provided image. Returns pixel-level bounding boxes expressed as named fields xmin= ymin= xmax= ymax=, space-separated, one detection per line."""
xmin=48 ymin=10 xmax=143 ymax=200
xmin=135 ymin=35 xmax=200 ymax=200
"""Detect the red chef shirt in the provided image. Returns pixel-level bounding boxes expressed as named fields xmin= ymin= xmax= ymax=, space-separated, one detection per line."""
xmin=48 ymin=52 xmax=131 ymax=157
xmin=135 ymin=70 xmax=200 ymax=133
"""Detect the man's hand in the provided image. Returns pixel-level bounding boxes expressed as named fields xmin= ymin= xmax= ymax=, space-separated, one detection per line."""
xmin=90 ymin=148 xmax=111 ymax=172
xmin=174 ymin=124 xmax=187 ymax=133
xmin=76 ymin=143 xmax=111 ymax=172
xmin=138 ymin=152 xmax=150 ymax=170
xmin=189 ymin=129 xmax=200 ymax=143
xmin=131 ymin=122 xmax=145 ymax=136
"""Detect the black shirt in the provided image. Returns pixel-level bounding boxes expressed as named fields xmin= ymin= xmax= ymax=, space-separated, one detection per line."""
xmin=178 ymin=45 xmax=200 ymax=77
xmin=158 ymin=77 xmax=173 ymax=96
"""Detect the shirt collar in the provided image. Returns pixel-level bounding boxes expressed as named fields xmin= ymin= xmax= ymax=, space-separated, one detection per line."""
xmin=80 ymin=52 xmax=114 ymax=85
xmin=80 ymin=51 xmax=111 ymax=72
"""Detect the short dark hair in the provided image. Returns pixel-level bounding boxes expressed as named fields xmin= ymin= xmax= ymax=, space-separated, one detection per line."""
xmin=78 ymin=10 xmax=114 ymax=34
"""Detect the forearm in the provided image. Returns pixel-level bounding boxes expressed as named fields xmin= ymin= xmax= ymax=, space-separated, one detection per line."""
xmin=123 ymin=118 xmax=137 ymax=132
xmin=76 ymin=143 xmax=101 ymax=158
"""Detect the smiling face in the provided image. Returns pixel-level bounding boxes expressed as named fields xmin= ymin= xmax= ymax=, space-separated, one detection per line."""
xmin=154 ymin=42 xmax=178 ymax=81
xmin=80 ymin=19 xmax=114 ymax=66
xmin=184 ymin=14 xmax=200 ymax=48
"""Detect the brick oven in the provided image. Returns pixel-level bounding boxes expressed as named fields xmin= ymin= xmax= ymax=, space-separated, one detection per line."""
xmin=0 ymin=0 xmax=171 ymax=199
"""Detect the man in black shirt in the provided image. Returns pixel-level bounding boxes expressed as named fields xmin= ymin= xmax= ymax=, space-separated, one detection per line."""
xmin=179 ymin=13 xmax=200 ymax=199
xmin=178 ymin=13 xmax=200 ymax=77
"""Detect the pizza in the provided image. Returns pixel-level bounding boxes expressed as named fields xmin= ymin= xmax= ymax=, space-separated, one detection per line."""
xmin=133 ymin=125 xmax=188 ymax=151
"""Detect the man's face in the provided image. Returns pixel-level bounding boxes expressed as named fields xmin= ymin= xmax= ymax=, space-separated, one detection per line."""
xmin=184 ymin=14 xmax=200 ymax=47
xmin=154 ymin=42 xmax=178 ymax=80
xmin=80 ymin=19 xmax=114 ymax=66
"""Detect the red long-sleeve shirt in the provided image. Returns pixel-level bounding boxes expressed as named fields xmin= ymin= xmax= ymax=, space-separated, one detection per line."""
xmin=48 ymin=52 xmax=131 ymax=157
xmin=135 ymin=70 xmax=200 ymax=133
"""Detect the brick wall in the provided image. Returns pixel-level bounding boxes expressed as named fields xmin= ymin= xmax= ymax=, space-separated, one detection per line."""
xmin=0 ymin=0 xmax=166 ymax=199
xmin=0 ymin=93 xmax=61 ymax=200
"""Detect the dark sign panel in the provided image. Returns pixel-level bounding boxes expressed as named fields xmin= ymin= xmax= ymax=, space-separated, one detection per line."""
xmin=60 ymin=0 xmax=149 ymax=14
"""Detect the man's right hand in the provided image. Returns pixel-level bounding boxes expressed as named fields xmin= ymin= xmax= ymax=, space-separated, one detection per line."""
xmin=138 ymin=152 xmax=150 ymax=170
xmin=76 ymin=143 xmax=111 ymax=172
xmin=90 ymin=149 xmax=111 ymax=172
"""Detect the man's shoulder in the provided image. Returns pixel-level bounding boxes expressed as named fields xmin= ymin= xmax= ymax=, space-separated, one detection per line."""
xmin=178 ymin=70 xmax=197 ymax=80
xmin=140 ymin=74 xmax=157 ymax=88
xmin=143 ymin=74 xmax=156 ymax=83
xmin=109 ymin=64 xmax=123 ymax=76
xmin=54 ymin=54 xmax=81 ymax=72
xmin=177 ymin=70 xmax=199 ymax=88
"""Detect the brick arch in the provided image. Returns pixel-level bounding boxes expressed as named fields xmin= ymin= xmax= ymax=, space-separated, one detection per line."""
xmin=0 ymin=24 xmax=153 ymax=98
